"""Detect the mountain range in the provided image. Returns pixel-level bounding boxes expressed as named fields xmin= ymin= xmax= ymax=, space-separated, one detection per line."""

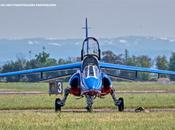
xmin=0 ymin=36 xmax=175 ymax=66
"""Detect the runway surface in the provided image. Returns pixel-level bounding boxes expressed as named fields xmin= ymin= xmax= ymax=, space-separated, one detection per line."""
xmin=0 ymin=108 xmax=175 ymax=113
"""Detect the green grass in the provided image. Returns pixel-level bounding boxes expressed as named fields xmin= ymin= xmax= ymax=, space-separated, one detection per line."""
xmin=0 ymin=112 xmax=174 ymax=130
xmin=0 ymin=82 xmax=175 ymax=110
xmin=0 ymin=94 xmax=175 ymax=110
xmin=0 ymin=82 xmax=48 ymax=92
xmin=0 ymin=82 xmax=175 ymax=130
xmin=112 ymin=82 xmax=175 ymax=91
xmin=0 ymin=82 xmax=174 ymax=92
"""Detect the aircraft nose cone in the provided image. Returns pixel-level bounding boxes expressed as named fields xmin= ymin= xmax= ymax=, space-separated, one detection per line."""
xmin=84 ymin=77 xmax=100 ymax=90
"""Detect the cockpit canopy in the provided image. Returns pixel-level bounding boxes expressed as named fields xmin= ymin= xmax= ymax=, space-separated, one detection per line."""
xmin=81 ymin=37 xmax=101 ymax=60
xmin=83 ymin=65 xmax=99 ymax=78
xmin=81 ymin=55 xmax=100 ymax=78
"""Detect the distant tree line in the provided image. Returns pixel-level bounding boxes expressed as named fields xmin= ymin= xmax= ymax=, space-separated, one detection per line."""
xmin=0 ymin=50 xmax=76 ymax=82
xmin=102 ymin=49 xmax=175 ymax=81
xmin=0 ymin=48 xmax=175 ymax=82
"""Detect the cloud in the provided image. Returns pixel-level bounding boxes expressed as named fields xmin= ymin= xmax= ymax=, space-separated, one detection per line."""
xmin=119 ymin=39 xmax=128 ymax=43
xmin=48 ymin=42 xmax=61 ymax=47
xmin=28 ymin=41 xmax=34 ymax=45
xmin=107 ymin=40 xmax=114 ymax=45
xmin=159 ymin=37 xmax=175 ymax=43
xmin=169 ymin=39 xmax=175 ymax=43
xmin=28 ymin=40 xmax=39 ymax=45
xmin=160 ymin=37 xmax=168 ymax=41
xmin=45 ymin=37 xmax=58 ymax=40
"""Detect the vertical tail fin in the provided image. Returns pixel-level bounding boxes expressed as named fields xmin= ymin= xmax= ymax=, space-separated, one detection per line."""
xmin=85 ymin=18 xmax=88 ymax=39
xmin=82 ymin=17 xmax=89 ymax=39
xmin=85 ymin=18 xmax=89 ymax=53
xmin=82 ymin=18 xmax=90 ymax=53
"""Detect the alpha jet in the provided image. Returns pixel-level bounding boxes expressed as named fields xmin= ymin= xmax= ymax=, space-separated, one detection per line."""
xmin=0 ymin=20 xmax=175 ymax=112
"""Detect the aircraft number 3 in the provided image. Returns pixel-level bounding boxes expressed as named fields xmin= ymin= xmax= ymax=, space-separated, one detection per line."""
xmin=57 ymin=81 xmax=63 ymax=94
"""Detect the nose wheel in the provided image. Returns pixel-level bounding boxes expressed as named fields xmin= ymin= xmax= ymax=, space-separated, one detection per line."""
xmin=85 ymin=106 xmax=93 ymax=112
xmin=55 ymin=98 xmax=63 ymax=112
xmin=117 ymin=97 xmax=124 ymax=112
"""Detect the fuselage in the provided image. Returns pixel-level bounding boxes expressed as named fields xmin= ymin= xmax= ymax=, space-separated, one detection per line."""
xmin=68 ymin=56 xmax=112 ymax=96
xmin=68 ymin=37 xmax=112 ymax=96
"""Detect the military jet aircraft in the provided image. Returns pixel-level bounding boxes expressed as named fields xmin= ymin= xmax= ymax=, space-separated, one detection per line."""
xmin=0 ymin=19 xmax=175 ymax=112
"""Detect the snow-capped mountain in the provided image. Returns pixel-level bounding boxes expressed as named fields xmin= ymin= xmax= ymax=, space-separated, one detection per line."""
xmin=0 ymin=36 xmax=175 ymax=66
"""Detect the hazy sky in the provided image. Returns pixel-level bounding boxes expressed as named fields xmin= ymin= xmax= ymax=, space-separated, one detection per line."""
xmin=0 ymin=0 xmax=175 ymax=39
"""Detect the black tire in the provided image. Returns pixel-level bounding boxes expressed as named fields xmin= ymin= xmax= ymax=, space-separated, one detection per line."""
xmin=55 ymin=98 xmax=62 ymax=112
xmin=118 ymin=97 xmax=124 ymax=112
xmin=86 ymin=106 xmax=93 ymax=112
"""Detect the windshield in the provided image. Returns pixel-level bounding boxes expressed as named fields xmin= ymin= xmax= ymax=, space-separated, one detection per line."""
xmin=84 ymin=38 xmax=98 ymax=55
xmin=83 ymin=65 xmax=99 ymax=78
xmin=82 ymin=37 xmax=100 ymax=58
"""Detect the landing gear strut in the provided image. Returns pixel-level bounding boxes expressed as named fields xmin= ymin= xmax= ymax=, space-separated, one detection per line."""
xmin=55 ymin=87 xmax=124 ymax=112
xmin=55 ymin=87 xmax=70 ymax=112
xmin=85 ymin=95 xmax=94 ymax=112
xmin=110 ymin=89 xmax=124 ymax=112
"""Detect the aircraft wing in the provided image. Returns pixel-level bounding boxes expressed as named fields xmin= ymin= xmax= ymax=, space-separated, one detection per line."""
xmin=0 ymin=62 xmax=81 ymax=77
xmin=100 ymin=62 xmax=175 ymax=76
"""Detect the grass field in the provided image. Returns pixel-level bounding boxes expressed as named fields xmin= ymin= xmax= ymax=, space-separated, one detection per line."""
xmin=0 ymin=82 xmax=175 ymax=130
xmin=0 ymin=94 xmax=175 ymax=110
xmin=112 ymin=82 xmax=175 ymax=91
xmin=0 ymin=112 xmax=174 ymax=130
xmin=0 ymin=82 xmax=47 ymax=92
xmin=0 ymin=82 xmax=175 ymax=92
xmin=0 ymin=82 xmax=175 ymax=110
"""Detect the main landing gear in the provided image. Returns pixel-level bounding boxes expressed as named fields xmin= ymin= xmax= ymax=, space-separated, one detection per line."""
xmin=110 ymin=89 xmax=124 ymax=112
xmin=117 ymin=97 xmax=124 ymax=112
xmin=55 ymin=87 xmax=70 ymax=112
xmin=55 ymin=87 xmax=124 ymax=112
xmin=55 ymin=98 xmax=63 ymax=112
